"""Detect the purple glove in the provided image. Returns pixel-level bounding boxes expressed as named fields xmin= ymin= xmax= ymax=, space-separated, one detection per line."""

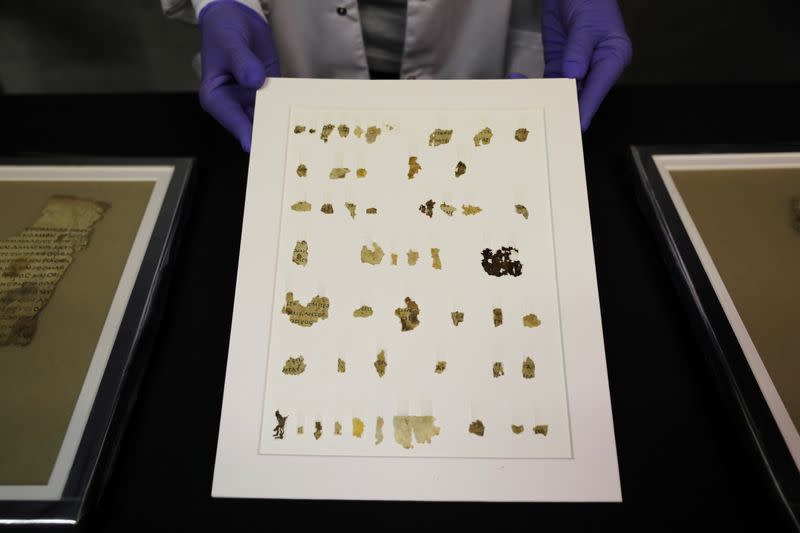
xmin=542 ymin=0 xmax=632 ymax=130
xmin=198 ymin=0 xmax=281 ymax=151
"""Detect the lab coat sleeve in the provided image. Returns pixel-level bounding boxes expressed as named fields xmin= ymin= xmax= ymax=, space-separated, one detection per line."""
xmin=160 ymin=0 xmax=266 ymax=24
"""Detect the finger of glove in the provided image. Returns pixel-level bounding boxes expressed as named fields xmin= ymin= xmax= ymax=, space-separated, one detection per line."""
xmin=508 ymin=72 xmax=527 ymax=79
xmin=223 ymin=37 xmax=268 ymax=89
xmin=562 ymin=18 xmax=598 ymax=81
xmin=251 ymin=23 xmax=282 ymax=77
xmin=200 ymin=79 xmax=256 ymax=151
xmin=576 ymin=41 xmax=630 ymax=130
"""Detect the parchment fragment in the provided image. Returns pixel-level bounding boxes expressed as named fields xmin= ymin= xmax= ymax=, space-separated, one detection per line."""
xmin=393 ymin=416 xmax=441 ymax=449
xmin=365 ymin=126 xmax=382 ymax=143
xmin=281 ymin=292 xmax=330 ymax=326
xmin=366 ymin=207 xmax=377 ymax=214
xmin=455 ymin=161 xmax=466 ymax=177
xmin=431 ymin=248 xmax=442 ymax=269
xmin=292 ymin=240 xmax=308 ymax=266
xmin=296 ymin=164 xmax=307 ymax=177
xmin=360 ymin=242 xmax=385 ymax=265
xmin=493 ymin=308 xmax=503 ymax=327
xmin=309 ymin=128 xmax=316 ymax=134
xmin=394 ymin=297 xmax=420 ymax=331
xmin=338 ymin=124 xmax=350 ymax=138
xmin=522 ymin=356 xmax=535 ymax=379
xmin=391 ymin=253 xmax=398 ymax=265
xmin=330 ymin=167 xmax=350 ymax=179
xmin=515 ymin=128 xmax=529 ymax=142
xmin=375 ymin=416 xmax=384 ymax=445
xmin=334 ymin=421 xmax=342 ymax=436
xmin=534 ymin=425 xmax=549 ymax=436
xmin=511 ymin=424 xmax=524 ymax=434
xmin=469 ymin=420 xmax=485 ymax=436
xmin=419 ymin=199 xmax=435 ymax=218
xmin=320 ymin=124 xmax=335 ymax=142
xmin=0 ymin=196 xmax=107 ymax=346
xmin=293 ymin=125 xmax=306 ymax=134
xmin=291 ymin=201 xmax=312 ymax=212
xmin=523 ymin=314 xmax=541 ymax=327
xmin=282 ymin=356 xmax=306 ymax=375
xmin=515 ymin=204 xmax=529 ymax=219
xmin=356 ymin=168 xmax=367 ymax=178
xmin=353 ymin=305 xmax=373 ymax=318
xmin=337 ymin=358 xmax=346 ymax=373
xmin=345 ymin=202 xmax=357 ymax=219
xmin=440 ymin=203 xmax=456 ymax=216
xmin=407 ymin=250 xmax=419 ymax=265
xmin=451 ymin=311 xmax=464 ymax=326
xmin=320 ymin=203 xmax=334 ymax=214
xmin=354 ymin=126 xmax=363 ymax=138
xmin=408 ymin=156 xmax=422 ymax=179
xmin=273 ymin=411 xmax=288 ymax=439
xmin=434 ymin=361 xmax=447 ymax=374
xmin=428 ymin=128 xmax=453 ymax=147
xmin=473 ymin=127 xmax=493 ymax=147
xmin=352 ymin=417 xmax=365 ymax=438
xmin=297 ymin=426 xmax=304 ymax=435
xmin=492 ymin=362 xmax=505 ymax=378
xmin=314 ymin=421 xmax=322 ymax=440
xmin=482 ymin=247 xmax=523 ymax=277
xmin=462 ymin=204 xmax=482 ymax=215
xmin=374 ymin=350 xmax=387 ymax=377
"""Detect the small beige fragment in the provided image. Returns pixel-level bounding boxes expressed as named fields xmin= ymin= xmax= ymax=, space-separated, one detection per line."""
xmin=296 ymin=164 xmax=307 ymax=177
xmin=394 ymin=297 xmax=420 ymax=332
xmin=391 ymin=253 xmax=398 ymax=265
xmin=337 ymin=124 xmax=350 ymax=138
xmin=511 ymin=424 xmax=524 ymax=434
xmin=407 ymin=250 xmax=419 ymax=266
xmin=356 ymin=168 xmax=367 ymax=178
xmin=515 ymin=128 xmax=530 ymax=142
xmin=334 ymin=421 xmax=342 ymax=436
xmin=431 ymin=248 xmax=442 ymax=270
xmin=308 ymin=128 xmax=316 ymax=134
xmin=419 ymin=199 xmax=435 ymax=218
xmin=281 ymin=292 xmax=330 ymax=327
xmin=473 ymin=127 xmax=493 ymax=147
xmin=320 ymin=203 xmax=334 ymax=214
xmin=440 ymin=203 xmax=456 ymax=216
xmin=469 ymin=420 xmax=485 ymax=437
xmin=462 ymin=204 xmax=482 ymax=215
xmin=282 ymin=355 xmax=307 ymax=375
xmin=360 ymin=242 xmax=385 ymax=265
xmin=492 ymin=362 xmax=505 ymax=378
xmin=297 ymin=426 xmax=304 ymax=435
xmin=375 ymin=416 xmax=384 ymax=445
xmin=493 ymin=308 xmax=503 ymax=327
xmin=337 ymin=358 xmax=346 ymax=373
xmin=408 ymin=156 xmax=422 ymax=179
xmin=353 ymin=305 xmax=374 ymax=318
xmin=291 ymin=201 xmax=312 ymax=212
xmin=522 ymin=356 xmax=535 ymax=379
xmin=365 ymin=126 xmax=381 ymax=143
xmin=314 ymin=421 xmax=322 ymax=440
xmin=451 ymin=311 xmax=464 ymax=326
xmin=293 ymin=125 xmax=306 ymax=134
xmin=515 ymin=204 xmax=529 ymax=219
xmin=352 ymin=417 xmax=365 ymax=438
xmin=330 ymin=167 xmax=350 ymax=179
xmin=455 ymin=161 xmax=466 ymax=177
xmin=434 ymin=361 xmax=447 ymax=374
xmin=320 ymin=124 xmax=335 ymax=142
xmin=393 ymin=416 xmax=440 ymax=449
xmin=374 ymin=350 xmax=387 ymax=377
xmin=354 ymin=125 xmax=363 ymax=138
xmin=345 ymin=202 xmax=357 ymax=219
xmin=292 ymin=240 xmax=308 ymax=266
xmin=366 ymin=207 xmax=377 ymax=214
xmin=534 ymin=425 xmax=549 ymax=436
xmin=428 ymin=128 xmax=453 ymax=147
xmin=523 ymin=314 xmax=542 ymax=327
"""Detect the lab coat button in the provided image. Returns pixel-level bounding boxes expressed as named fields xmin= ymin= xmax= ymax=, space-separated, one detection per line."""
xmin=336 ymin=7 xmax=347 ymax=15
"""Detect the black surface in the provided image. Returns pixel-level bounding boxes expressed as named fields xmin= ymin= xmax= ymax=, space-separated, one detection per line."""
xmin=1 ymin=85 xmax=798 ymax=532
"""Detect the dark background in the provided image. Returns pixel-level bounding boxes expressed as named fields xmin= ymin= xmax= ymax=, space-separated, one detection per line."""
xmin=1 ymin=0 xmax=799 ymax=93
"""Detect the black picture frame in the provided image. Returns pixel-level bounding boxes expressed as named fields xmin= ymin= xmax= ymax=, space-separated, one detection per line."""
xmin=0 ymin=158 xmax=194 ymax=525
xmin=630 ymin=144 xmax=800 ymax=530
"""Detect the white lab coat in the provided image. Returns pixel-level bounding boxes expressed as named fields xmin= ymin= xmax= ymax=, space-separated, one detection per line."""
xmin=162 ymin=0 xmax=544 ymax=79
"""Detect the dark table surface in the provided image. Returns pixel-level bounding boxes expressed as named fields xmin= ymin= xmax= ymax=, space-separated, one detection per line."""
xmin=1 ymin=85 xmax=798 ymax=532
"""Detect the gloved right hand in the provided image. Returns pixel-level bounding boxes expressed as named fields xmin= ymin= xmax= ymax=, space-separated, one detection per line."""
xmin=198 ymin=0 xmax=281 ymax=151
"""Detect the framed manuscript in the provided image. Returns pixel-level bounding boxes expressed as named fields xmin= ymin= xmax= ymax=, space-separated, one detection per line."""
xmin=0 ymin=159 xmax=193 ymax=524
xmin=631 ymin=145 xmax=800 ymax=526
xmin=214 ymin=79 xmax=619 ymax=501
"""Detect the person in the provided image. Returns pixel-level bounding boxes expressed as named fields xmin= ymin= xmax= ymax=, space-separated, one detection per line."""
xmin=162 ymin=0 xmax=632 ymax=151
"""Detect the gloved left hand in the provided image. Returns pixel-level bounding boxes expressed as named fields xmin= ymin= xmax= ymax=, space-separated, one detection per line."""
xmin=541 ymin=0 xmax=632 ymax=130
